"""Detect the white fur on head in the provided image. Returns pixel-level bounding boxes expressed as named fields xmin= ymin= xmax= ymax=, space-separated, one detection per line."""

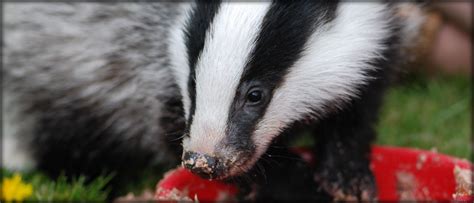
xmin=181 ymin=2 xmax=271 ymax=155
xmin=251 ymin=3 xmax=393 ymax=164
xmin=168 ymin=3 xmax=194 ymax=120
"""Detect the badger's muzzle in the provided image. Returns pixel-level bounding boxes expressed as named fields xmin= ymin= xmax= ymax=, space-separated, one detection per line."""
xmin=182 ymin=151 xmax=226 ymax=179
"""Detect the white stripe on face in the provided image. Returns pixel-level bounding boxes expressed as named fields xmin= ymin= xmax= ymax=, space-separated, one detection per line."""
xmin=183 ymin=2 xmax=271 ymax=155
xmin=168 ymin=3 xmax=194 ymax=120
xmin=251 ymin=3 xmax=393 ymax=163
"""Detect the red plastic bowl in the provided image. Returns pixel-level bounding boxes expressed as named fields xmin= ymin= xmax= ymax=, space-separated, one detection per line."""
xmin=370 ymin=146 xmax=471 ymax=201
xmin=155 ymin=145 xmax=472 ymax=202
xmin=155 ymin=167 xmax=238 ymax=201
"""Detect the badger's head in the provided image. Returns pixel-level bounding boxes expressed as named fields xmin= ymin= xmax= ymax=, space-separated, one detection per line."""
xmin=168 ymin=1 xmax=393 ymax=180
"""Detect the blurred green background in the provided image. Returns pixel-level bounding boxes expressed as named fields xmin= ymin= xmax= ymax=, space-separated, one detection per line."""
xmin=377 ymin=73 xmax=471 ymax=160
xmin=2 ymin=72 xmax=471 ymax=201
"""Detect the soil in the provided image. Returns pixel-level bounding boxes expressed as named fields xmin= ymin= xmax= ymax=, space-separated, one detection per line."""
xmin=155 ymin=188 xmax=195 ymax=202
xmin=396 ymin=171 xmax=417 ymax=201
xmin=416 ymin=154 xmax=427 ymax=170
xmin=114 ymin=189 xmax=155 ymax=202
xmin=452 ymin=165 xmax=472 ymax=199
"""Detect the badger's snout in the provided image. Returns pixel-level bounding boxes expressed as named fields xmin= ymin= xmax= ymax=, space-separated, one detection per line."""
xmin=182 ymin=151 xmax=227 ymax=179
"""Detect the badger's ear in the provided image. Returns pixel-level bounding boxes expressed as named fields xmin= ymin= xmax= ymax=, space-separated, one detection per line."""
xmin=252 ymin=3 xmax=395 ymax=150
xmin=391 ymin=2 xmax=428 ymax=66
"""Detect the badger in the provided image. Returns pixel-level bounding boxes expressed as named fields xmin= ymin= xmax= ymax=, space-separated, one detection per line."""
xmin=3 ymin=1 xmax=423 ymax=201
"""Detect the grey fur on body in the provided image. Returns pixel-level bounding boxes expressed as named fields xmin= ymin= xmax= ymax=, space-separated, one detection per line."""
xmin=4 ymin=3 xmax=186 ymax=172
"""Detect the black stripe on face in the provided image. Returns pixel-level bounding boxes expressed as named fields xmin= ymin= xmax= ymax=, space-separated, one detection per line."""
xmin=223 ymin=0 xmax=338 ymax=153
xmin=184 ymin=0 xmax=221 ymax=131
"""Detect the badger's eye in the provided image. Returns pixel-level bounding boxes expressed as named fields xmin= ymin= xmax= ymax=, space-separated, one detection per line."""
xmin=246 ymin=90 xmax=263 ymax=104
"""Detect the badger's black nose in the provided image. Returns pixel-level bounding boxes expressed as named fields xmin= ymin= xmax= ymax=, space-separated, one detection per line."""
xmin=182 ymin=151 xmax=224 ymax=179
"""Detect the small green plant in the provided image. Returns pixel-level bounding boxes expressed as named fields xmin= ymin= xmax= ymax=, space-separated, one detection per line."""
xmin=2 ymin=169 xmax=112 ymax=201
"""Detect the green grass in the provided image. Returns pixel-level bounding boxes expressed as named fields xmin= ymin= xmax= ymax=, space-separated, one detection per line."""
xmin=1 ymin=169 xmax=112 ymax=201
xmin=1 ymin=73 xmax=471 ymax=200
xmin=377 ymin=73 xmax=471 ymax=159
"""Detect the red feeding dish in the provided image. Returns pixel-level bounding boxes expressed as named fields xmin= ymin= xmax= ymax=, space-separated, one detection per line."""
xmin=370 ymin=146 xmax=472 ymax=201
xmin=155 ymin=167 xmax=238 ymax=202
xmin=155 ymin=145 xmax=472 ymax=202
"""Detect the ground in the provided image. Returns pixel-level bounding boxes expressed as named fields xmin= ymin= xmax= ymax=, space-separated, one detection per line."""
xmin=1 ymin=72 xmax=471 ymax=201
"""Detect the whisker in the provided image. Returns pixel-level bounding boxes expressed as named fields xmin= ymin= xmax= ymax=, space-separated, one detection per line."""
xmin=168 ymin=133 xmax=187 ymax=142
xmin=266 ymin=154 xmax=305 ymax=162
xmin=269 ymin=145 xmax=288 ymax=149
xmin=164 ymin=131 xmax=184 ymax=137
xmin=256 ymin=162 xmax=267 ymax=184
xmin=238 ymin=166 xmax=253 ymax=185
xmin=262 ymin=153 xmax=282 ymax=166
